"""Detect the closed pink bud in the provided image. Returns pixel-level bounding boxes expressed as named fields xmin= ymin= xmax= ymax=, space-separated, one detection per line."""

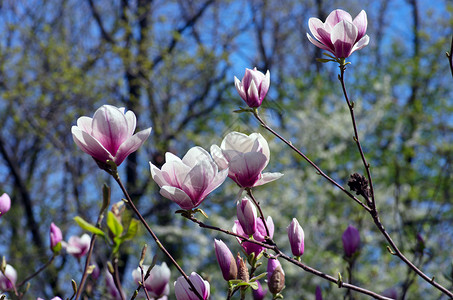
xmin=50 ymin=223 xmax=63 ymax=252
xmin=150 ymin=146 xmax=228 ymax=210
xmin=214 ymin=239 xmax=237 ymax=281
xmin=267 ymin=258 xmax=285 ymax=294
xmin=132 ymin=262 xmax=170 ymax=298
xmin=0 ymin=193 xmax=11 ymax=217
xmin=211 ymin=132 xmax=283 ymax=188
xmin=72 ymin=105 xmax=151 ymax=166
xmin=0 ymin=264 xmax=17 ymax=292
xmin=342 ymin=225 xmax=360 ymax=257
xmin=287 ymin=218 xmax=305 ymax=257
xmin=62 ymin=234 xmax=91 ymax=259
xmin=234 ymin=67 xmax=270 ymax=108
xmin=174 ymin=272 xmax=210 ymax=300
xmin=252 ymin=280 xmax=267 ymax=300
xmin=307 ymin=9 xmax=369 ymax=59
xmin=237 ymin=197 xmax=257 ymax=236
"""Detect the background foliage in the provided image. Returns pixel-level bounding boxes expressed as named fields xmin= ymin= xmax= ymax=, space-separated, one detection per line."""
xmin=0 ymin=0 xmax=452 ymax=299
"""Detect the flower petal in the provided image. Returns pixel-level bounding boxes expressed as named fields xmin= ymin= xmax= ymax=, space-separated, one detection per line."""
xmin=350 ymin=34 xmax=370 ymax=55
xmin=353 ymin=10 xmax=367 ymax=42
xmin=91 ymin=105 xmax=129 ymax=155
xmin=76 ymin=116 xmax=93 ymax=134
xmin=124 ymin=110 xmax=137 ymax=137
xmin=253 ymin=172 xmax=284 ymax=187
xmin=325 ymin=9 xmax=352 ymax=28
xmin=114 ymin=127 xmax=152 ymax=166
xmin=159 ymin=186 xmax=194 ymax=209
xmin=182 ymin=146 xmax=212 ymax=168
xmin=72 ymin=126 xmax=114 ymax=163
xmin=234 ymin=76 xmax=247 ymax=101
xmin=331 ymin=20 xmax=358 ymax=58
xmin=210 ymin=144 xmax=229 ymax=170
xmin=221 ymin=132 xmax=255 ymax=152
xmin=307 ymin=33 xmax=334 ymax=54
xmin=228 ymin=152 xmax=267 ymax=187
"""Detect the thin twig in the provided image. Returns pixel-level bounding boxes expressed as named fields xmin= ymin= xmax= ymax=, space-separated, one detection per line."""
xmin=17 ymin=254 xmax=56 ymax=288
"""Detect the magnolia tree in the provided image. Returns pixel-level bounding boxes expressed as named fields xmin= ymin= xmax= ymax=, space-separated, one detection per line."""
xmin=1 ymin=8 xmax=453 ymax=300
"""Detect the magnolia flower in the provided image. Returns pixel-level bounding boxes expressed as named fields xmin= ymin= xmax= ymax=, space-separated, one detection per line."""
xmin=0 ymin=193 xmax=11 ymax=217
xmin=150 ymin=146 xmax=228 ymax=210
xmin=132 ymin=262 xmax=171 ymax=298
xmin=0 ymin=264 xmax=17 ymax=291
xmin=237 ymin=197 xmax=257 ymax=236
xmin=174 ymin=272 xmax=210 ymax=300
xmin=50 ymin=223 xmax=63 ymax=252
xmin=214 ymin=239 xmax=237 ymax=281
xmin=233 ymin=216 xmax=274 ymax=256
xmin=211 ymin=132 xmax=283 ymax=188
xmin=62 ymin=233 xmax=91 ymax=259
xmin=234 ymin=67 xmax=270 ymax=108
xmin=287 ymin=218 xmax=305 ymax=257
xmin=307 ymin=9 xmax=369 ymax=59
xmin=72 ymin=104 xmax=151 ymax=166
xmin=342 ymin=225 xmax=361 ymax=257
xmin=267 ymin=258 xmax=285 ymax=294
xmin=37 ymin=297 xmax=62 ymax=300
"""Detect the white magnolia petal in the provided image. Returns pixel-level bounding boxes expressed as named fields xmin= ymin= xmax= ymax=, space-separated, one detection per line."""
xmin=253 ymin=172 xmax=284 ymax=187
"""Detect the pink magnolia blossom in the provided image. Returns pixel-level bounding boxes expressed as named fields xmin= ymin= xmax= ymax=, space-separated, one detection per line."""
xmin=307 ymin=9 xmax=369 ymax=59
xmin=210 ymin=132 xmax=283 ymax=188
xmin=233 ymin=216 xmax=274 ymax=256
xmin=287 ymin=218 xmax=305 ymax=257
xmin=62 ymin=233 xmax=91 ymax=259
xmin=72 ymin=105 xmax=151 ymax=166
xmin=50 ymin=223 xmax=63 ymax=252
xmin=234 ymin=67 xmax=270 ymax=108
xmin=150 ymin=146 xmax=228 ymax=210
xmin=131 ymin=262 xmax=171 ymax=298
xmin=0 ymin=264 xmax=17 ymax=291
xmin=0 ymin=193 xmax=11 ymax=217
xmin=174 ymin=272 xmax=210 ymax=300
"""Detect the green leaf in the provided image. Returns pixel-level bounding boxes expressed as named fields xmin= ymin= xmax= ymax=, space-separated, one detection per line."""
xmin=121 ymin=219 xmax=139 ymax=241
xmin=74 ymin=216 xmax=105 ymax=237
xmin=107 ymin=211 xmax=123 ymax=237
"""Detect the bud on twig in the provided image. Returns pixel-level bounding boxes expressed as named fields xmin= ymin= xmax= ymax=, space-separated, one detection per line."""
xmin=237 ymin=254 xmax=249 ymax=283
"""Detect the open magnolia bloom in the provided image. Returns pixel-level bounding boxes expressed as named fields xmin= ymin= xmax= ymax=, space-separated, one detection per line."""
xmin=72 ymin=105 xmax=151 ymax=166
xmin=132 ymin=262 xmax=170 ymax=298
xmin=150 ymin=146 xmax=228 ymax=210
xmin=307 ymin=9 xmax=369 ymax=59
xmin=210 ymin=132 xmax=283 ymax=188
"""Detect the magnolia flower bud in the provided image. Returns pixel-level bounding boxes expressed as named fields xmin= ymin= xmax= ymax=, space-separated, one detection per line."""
xmin=267 ymin=258 xmax=285 ymax=294
xmin=0 ymin=193 xmax=11 ymax=217
xmin=214 ymin=239 xmax=237 ymax=281
xmin=50 ymin=223 xmax=63 ymax=252
xmin=0 ymin=264 xmax=17 ymax=291
xmin=237 ymin=197 xmax=257 ymax=236
xmin=342 ymin=225 xmax=360 ymax=257
xmin=287 ymin=218 xmax=305 ymax=257
xmin=234 ymin=67 xmax=270 ymax=108
xmin=315 ymin=286 xmax=323 ymax=300
xmin=252 ymin=280 xmax=267 ymax=300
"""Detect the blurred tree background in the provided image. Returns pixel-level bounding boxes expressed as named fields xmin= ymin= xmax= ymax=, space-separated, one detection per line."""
xmin=0 ymin=0 xmax=452 ymax=299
